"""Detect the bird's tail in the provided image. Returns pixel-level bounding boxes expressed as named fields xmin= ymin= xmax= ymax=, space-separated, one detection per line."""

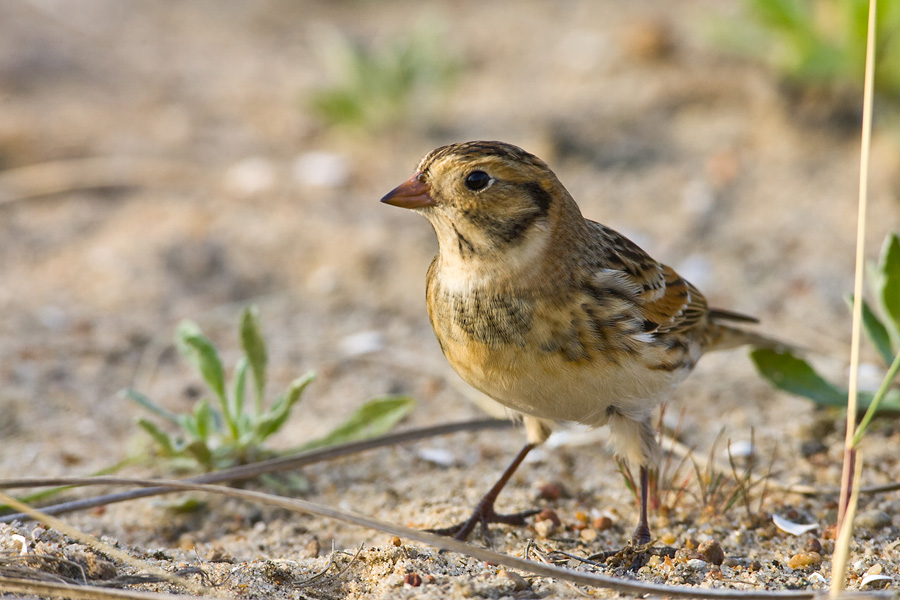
xmin=704 ymin=308 xmax=794 ymax=352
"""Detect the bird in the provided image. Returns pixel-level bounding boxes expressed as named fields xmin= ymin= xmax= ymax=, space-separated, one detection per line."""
xmin=381 ymin=140 xmax=774 ymax=547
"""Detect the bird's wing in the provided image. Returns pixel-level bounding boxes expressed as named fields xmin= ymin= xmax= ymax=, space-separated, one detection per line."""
xmin=588 ymin=222 xmax=709 ymax=334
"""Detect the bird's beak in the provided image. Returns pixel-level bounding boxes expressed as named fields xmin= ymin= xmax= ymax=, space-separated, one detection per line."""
xmin=380 ymin=173 xmax=434 ymax=209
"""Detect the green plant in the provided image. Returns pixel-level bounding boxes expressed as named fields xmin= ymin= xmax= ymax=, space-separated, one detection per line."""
xmin=732 ymin=0 xmax=900 ymax=101
xmin=751 ymin=232 xmax=900 ymax=417
xmin=126 ymin=306 xmax=415 ymax=471
xmin=309 ymin=25 xmax=460 ymax=130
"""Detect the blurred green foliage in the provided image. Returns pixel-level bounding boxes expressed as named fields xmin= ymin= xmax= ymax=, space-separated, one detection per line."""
xmin=751 ymin=232 xmax=900 ymax=421
xmin=734 ymin=0 xmax=900 ymax=102
xmin=126 ymin=306 xmax=415 ymax=471
xmin=310 ymin=25 xmax=460 ymax=131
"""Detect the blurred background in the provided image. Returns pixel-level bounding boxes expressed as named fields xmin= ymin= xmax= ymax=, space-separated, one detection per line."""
xmin=0 ymin=0 xmax=898 ymax=484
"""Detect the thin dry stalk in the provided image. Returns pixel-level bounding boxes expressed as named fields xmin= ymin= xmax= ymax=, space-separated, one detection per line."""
xmin=832 ymin=451 xmax=864 ymax=595
xmin=832 ymin=0 xmax=878 ymax=595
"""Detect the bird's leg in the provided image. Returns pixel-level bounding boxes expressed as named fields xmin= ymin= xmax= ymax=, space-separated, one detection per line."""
xmin=429 ymin=443 xmax=540 ymax=542
xmin=590 ymin=464 xmax=674 ymax=569
xmin=631 ymin=465 xmax=651 ymax=546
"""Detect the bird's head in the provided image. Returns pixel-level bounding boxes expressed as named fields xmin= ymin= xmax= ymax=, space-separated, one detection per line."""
xmin=381 ymin=141 xmax=583 ymax=276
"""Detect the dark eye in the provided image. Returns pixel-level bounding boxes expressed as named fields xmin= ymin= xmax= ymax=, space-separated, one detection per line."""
xmin=464 ymin=170 xmax=491 ymax=191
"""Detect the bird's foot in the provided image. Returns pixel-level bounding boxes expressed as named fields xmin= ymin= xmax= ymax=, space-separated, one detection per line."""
xmin=427 ymin=504 xmax=542 ymax=543
xmin=587 ymin=538 xmax=676 ymax=571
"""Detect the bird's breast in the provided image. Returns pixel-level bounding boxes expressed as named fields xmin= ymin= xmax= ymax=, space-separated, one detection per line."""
xmin=425 ymin=271 xmax=693 ymax=425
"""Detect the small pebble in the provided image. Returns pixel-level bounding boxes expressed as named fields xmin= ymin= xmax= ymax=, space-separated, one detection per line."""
xmin=536 ymin=508 xmax=561 ymax=526
xmin=339 ymin=331 xmax=384 ymax=357
xmin=698 ymin=539 xmax=725 ymax=566
xmin=805 ymin=538 xmax=822 ymax=553
xmin=807 ymin=572 xmax=827 ymax=586
xmin=404 ymin=573 xmax=422 ymax=587
xmin=661 ymin=533 xmax=677 ymax=545
xmin=499 ymin=569 xmax=529 ymax=591
xmin=855 ymin=510 xmax=892 ymax=531
xmin=390 ymin=536 xmax=402 ymax=547
xmin=593 ymin=516 xmax=613 ymax=531
xmin=621 ymin=18 xmax=674 ymax=61
xmin=534 ymin=519 xmax=557 ymax=538
xmin=685 ymin=559 xmax=708 ymax=571
xmin=787 ymin=552 xmax=822 ymax=570
xmin=415 ymin=447 xmax=456 ymax=467
xmin=538 ymin=482 xmax=565 ymax=500
xmin=580 ymin=528 xmax=598 ymax=542
xmin=225 ymin=157 xmax=276 ymax=195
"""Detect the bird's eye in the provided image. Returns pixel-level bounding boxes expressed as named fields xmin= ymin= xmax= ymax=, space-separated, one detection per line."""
xmin=464 ymin=170 xmax=491 ymax=191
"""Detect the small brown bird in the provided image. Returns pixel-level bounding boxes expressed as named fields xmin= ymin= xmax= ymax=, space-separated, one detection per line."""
xmin=382 ymin=141 xmax=772 ymax=546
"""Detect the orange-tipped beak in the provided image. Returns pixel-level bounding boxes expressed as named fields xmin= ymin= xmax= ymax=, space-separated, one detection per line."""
xmin=380 ymin=173 xmax=434 ymax=209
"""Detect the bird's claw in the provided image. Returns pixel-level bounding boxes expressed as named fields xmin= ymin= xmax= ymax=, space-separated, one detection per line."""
xmin=427 ymin=507 xmax=542 ymax=543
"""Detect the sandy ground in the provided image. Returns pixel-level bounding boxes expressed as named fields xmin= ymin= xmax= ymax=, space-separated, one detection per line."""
xmin=1 ymin=1 xmax=899 ymax=598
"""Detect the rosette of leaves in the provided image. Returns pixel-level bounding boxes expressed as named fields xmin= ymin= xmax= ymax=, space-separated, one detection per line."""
xmin=751 ymin=233 xmax=900 ymax=421
xmin=126 ymin=306 xmax=414 ymax=471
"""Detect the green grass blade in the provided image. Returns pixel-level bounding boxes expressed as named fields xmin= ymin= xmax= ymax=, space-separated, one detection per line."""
xmin=176 ymin=321 xmax=227 ymax=406
xmin=853 ymin=351 xmax=900 ymax=446
xmin=848 ymin=296 xmax=896 ymax=366
xmin=252 ymin=371 xmax=316 ymax=443
xmin=124 ymin=389 xmax=181 ymax=425
xmin=239 ymin=306 xmax=268 ymax=415
xmin=300 ymin=395 xmax=415 ymax=451
xmin=137 ymin=418 xmax=177 ymax=456
xmin=228 ymin=357 xmax=248 ymax=439
xmin=193 ymin=399 xmax=214 ymax=441
xmin=750 ymin=348 xmax=848 ymax=407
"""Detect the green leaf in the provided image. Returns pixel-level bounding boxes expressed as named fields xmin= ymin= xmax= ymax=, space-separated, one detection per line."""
xmin=184 ymin=440 xmax=214 ymax=471
xmin=176 ymin=320 xmax=227 ymax=406
xmin=240 ymin=306 xmax=268 ymax=413
xmin=874 ymin=232 xmax=900 ymax=346
xmin=847 ymin=295 xmax=895 ymax=366
xmin=124 ymin=389 xmax=181 ymax=425
xmin=750 ymin=348 xmax=847 ymax=407
xmin=193 ymin=399 xmax=215 ymax=441
xmin=137 ymin=419 xmax=177 ymax=456
xmin=122 ymin=388 xmax=179 ymax=425
xmin=163 ymin=496 xmax=207 ymax=514
xmin=302 ymin=395 xmax=415 ymax=450
xmin=176 ymin=413 xmax=201 ymax=441
xmin=253 ymin=371 xmax=316 ymax=442
xmin=228 ymin=357 xmax=248 ymax=438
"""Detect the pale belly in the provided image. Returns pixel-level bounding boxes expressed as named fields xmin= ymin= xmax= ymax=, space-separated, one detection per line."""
xmin=440 ymin=335 xmax=689 ymax=427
